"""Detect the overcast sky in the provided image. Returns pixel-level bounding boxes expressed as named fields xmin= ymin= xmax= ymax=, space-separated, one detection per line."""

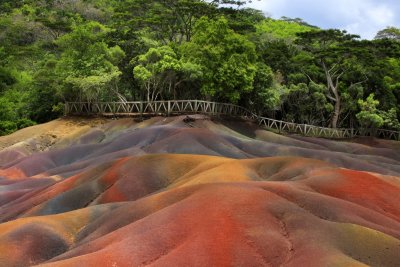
xmin=245 ymin=0 xmax=400 ymax=39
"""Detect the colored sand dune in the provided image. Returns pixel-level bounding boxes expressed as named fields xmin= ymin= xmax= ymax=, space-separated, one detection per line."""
xmin=0 ymin=116 xmax=399 ymax=266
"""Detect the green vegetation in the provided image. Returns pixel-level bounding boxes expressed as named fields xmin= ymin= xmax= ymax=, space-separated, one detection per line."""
xmin=256 ymin=17 xmax=315 ymax=40
xmin=1 ymin=0 xmax=400 ymax=135
xmin=182 ymin=16 xmax=257 ymax=102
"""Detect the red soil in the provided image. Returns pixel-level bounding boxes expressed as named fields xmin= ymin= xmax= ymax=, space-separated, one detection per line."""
xmin=0 ymin=117 xmax=399 ymax=266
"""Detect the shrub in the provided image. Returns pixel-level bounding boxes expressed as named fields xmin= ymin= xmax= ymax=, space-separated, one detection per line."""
xmin=0 ymin=121 xmax=17 ymax=136
xmin=16 ymin=118 xmax=36 ymax=129
xmin=52 ymin=102 xmax=65 ymax=116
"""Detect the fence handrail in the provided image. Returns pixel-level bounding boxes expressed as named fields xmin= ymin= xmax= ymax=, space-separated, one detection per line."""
xmin=64 ymin=100 xmax=400 ymax=141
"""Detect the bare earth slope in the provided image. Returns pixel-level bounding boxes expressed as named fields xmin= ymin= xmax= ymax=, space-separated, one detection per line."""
xmin=0 ymin=116 xmax=399 ymax=267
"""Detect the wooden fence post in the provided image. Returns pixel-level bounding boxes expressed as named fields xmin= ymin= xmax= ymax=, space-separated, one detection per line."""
xmin=64 ymin=103 xmax=68 ymax=116
xmin=63 ymin=100 xmax=399 ymax=141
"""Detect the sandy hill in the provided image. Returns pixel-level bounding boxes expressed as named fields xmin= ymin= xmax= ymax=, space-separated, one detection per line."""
xmin=0 ymin=116 xmax=399 ymax=266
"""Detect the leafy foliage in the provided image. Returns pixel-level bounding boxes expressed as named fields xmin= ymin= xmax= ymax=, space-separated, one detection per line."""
xmin=375 ymin=27 xmax=400 ymax=41
xmin=356 ymin=94 xmax=384 ymax=128
xmin=256 ymin=18 xmax=314 ymax=40
xmin=0 ymin=0 xmax=400 ymax=136
xmin=182 ymin=16 xmax=257 ymax=102
xmin=284 ymin=82 xmax=333 ymax=125
xmin=56 ymin=21 xmax=125 ymax=102
xmin=133 ymin=45 xmax=190 ymax=101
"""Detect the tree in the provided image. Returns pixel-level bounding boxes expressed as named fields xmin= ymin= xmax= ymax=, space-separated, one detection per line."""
xmin=375 ymin=27 xmax=400 ymax=41
xmin=182 ymin=16 xmax=257 ymax=102
xmin=283 ymin=82 xmax=333 ymax=125
xmin=255 ymin=18 xmax=315 ymax=41
xmin=28 ymin=55 xmax=63 ymax=122
xmin=381 ymin=57 xmax=400 ymax=112
xmin=280 ymin=17 xmax=317 ymax=28
xmin=0 ymin=46 xmax=16 ymax=93
xmin=245 ymin=63 xmax=287 ymax=115
xmin=1 ymin=0 xmax=400 ymax=134
xmin=133 ymin=46 xmax=199 ymax=101
xmin=296 ymin=30 xmax=365 ymax=128
xmin=56 ymin=21 xmax=125 ymax=102
xmin=356 ymin=93 xmax=384 ymax=128
xmin=381 ymin=108 xmax=400 ymax=130
xmin=113 ymin=0 xmax=214 ymax=44
xmin=218 ymin=7 xmax=265 ymax=34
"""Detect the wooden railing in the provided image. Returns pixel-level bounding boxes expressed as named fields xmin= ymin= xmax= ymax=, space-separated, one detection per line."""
xmin=64 ymin=100 xmax=400 ymax=141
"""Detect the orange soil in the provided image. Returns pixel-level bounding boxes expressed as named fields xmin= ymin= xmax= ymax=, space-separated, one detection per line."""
xmin=0 ymin=117 xmax=399 ymax=266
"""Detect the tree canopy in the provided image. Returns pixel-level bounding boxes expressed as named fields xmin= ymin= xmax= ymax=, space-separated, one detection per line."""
xmin=1 ymin=0 xmax=400 ymax=135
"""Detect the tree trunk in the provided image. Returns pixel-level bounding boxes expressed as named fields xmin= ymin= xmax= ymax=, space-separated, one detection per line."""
xmin=331 ymin=97 xmax=340 ymax=128
xmin=322 ymin=61 xmax=343 ymax=128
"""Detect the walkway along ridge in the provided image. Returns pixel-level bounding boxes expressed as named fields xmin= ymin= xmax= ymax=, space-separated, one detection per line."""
xmin=64 ymin=100 xmax=400 ymax=141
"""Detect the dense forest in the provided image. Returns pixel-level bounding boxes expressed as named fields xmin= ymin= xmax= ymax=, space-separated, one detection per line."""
xmin=1 ymin=0 xmax=400 ymax=135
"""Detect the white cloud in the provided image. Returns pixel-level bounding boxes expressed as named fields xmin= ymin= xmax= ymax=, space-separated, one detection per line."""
xmin=344 ymin=4 xmax=395 ymax=39
xmin=246 ymin=0 xmax=400 ymax=39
